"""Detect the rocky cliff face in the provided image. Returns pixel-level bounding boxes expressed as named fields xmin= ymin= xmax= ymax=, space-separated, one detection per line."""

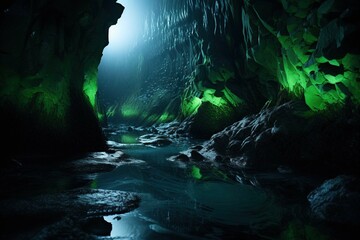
xmin=100 ymin=0 xmax=360 ymax=138
xmin=0 ymin=0 xmax=123 ymax=156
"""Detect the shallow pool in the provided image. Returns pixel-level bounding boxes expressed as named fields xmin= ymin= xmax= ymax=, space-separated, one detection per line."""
xmin=95 ymin=127 xmax=282 ymax=239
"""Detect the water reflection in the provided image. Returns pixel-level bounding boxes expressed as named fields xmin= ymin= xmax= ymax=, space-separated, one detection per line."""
xmin=97 ymin=132 xmax=281 ymax=239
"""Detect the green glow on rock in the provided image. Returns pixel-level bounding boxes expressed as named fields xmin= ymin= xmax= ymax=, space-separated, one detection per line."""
xmin=17 ymin=79 xmax=70 ymax=127
xmin=329 ymin=59 xmax=340 ymax=66
xmin=278 ymin=41 xmax=359 ymax=111
xmin=181 ymin=96 xmax=202 ymax=117
xmin=304 ymin=85 xmax=327 ymax=111
xmin=222 ymin=87 xmax=244 ymax=107
xmin=106 ymin=105 xmax=117 ymax=117
xmin=303 ymin=29 xmax=317 ymax=44
xmin=145 ymin=114 xmax=158 ymax=123
xmin=202 ymin=89 xmax=227 ymax=107
xmin=304 ymin=85 xmax=346 ymax=111
xmin=323 ymin=74 xmax=342 ymax=84
xmin=121 ymin=104 xmax=140 ymax=118
xmin=83 ymin=70 xmax=98 ymax=108
xmin=191 ymin=166 xmax=202 ymax=180
xmin=208 ymin=67 xmax=235 ymax=84
xmin=158 ymin=112 xmax=175 ymax=123
xmin=97 ymin=112 xmax=104 ymax=122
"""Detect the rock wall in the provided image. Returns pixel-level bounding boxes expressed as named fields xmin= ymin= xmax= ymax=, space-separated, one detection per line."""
xmin=100 ymin=0 xmax=360 ymax=138
xmin=100 ymin=0 xmax=269 ymax=136
xmin=0 ymin=0 xmax=123 ymax=156
xmin=242 ymin=0 xmax=360 ymax=111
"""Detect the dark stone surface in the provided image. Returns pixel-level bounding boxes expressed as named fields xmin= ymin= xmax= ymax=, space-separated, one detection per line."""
xmin=171 ymin=101 xmax=360 ymax=175
xmin=138 ymin=134 xmax=173 ymax=147
xmin=190 ymin=150 xmax=204 ymax=161
xmin=308 ymin=175 xmax=360 ymax=225
xmin=0 ymin=151 xmax=140 ymax=239
xmin=0 ymin=0 xmax=124 ymax=156
xmin=80 ymin=217 xmax=112 ymax=236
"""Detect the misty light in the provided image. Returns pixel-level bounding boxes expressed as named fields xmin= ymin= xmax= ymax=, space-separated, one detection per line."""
xmin=108 ymin=0 xmax=146 ymax=51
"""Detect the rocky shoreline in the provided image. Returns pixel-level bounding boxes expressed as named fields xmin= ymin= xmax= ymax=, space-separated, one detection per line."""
xmin=0 ymin=151 xmax=140 ymax=239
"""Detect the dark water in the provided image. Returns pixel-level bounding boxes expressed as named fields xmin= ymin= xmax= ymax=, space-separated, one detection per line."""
xmin=95 ymin=127 xmax=283 ymax=239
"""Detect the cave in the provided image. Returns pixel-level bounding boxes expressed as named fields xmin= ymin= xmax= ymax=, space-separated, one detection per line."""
xmin=1 ymin=0 xmax=360 ymax=239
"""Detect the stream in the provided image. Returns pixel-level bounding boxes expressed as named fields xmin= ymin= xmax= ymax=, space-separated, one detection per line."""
xmin=95 ymin=126 xmax=284 ymax=239
xmin=0 ymin=125 xmax=337 ymax=239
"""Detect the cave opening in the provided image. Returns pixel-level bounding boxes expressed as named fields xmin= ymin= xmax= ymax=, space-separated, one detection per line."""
xmin=1 ymin=0 xmax=360 ymax=239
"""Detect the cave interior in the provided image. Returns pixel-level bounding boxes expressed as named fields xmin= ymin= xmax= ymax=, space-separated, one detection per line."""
xmin=0 ymin=0 xmax=360 ymax=239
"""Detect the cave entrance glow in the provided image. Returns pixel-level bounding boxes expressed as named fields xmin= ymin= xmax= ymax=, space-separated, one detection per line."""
xmin=98 ymin=0 xmax=190 ymax=126
xmin=98 ymin=0 xmax=157 ymax=125
xmin=106 ymin=0 xmax=145 ymax=52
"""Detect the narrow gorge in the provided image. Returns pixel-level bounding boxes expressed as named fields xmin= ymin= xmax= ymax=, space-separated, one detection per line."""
xmin=1 ymin=0 xmax=359 ymax=239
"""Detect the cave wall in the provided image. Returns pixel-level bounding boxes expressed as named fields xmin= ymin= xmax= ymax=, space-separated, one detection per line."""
xmin=0 ymin=0 xmax=124 ymax=155
xmin=242 ymin=0 xmax=360 ymax=111
xmin=101 ymin=0 xmax=269 ymax=135
xmin=101 ymin=0 xmax=360 ymax=138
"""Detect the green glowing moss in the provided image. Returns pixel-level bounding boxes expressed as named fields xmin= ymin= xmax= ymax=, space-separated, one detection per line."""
xmin=181 ymin=96 xmax=202 ymax=117
xmin=120 ymin=134 xmax=138 ymax=144
xmin=106 ymin=105 xmax=117 ymax=117
xmin=249 ymin=1 xmax=360 ymax=112
xmin=303 ymin=29 xmax=317 ymax=44
xmin=342 ymin=54 xmax=360 ymax=70
xmin=145 ymin=114 xmax=158 ymax=123
xmin=293 ymin=45 xmax=309 ymax=64
xmin=277 ymin=40 xmax=358 ymax=111
xmin=121 ymin=104 xmax=140 ymax=118
xmin=158 ymin=112 xmax=175 ymax=123
xmin=304 ymin=85 xmax=346 ymax=111
xmin=83 ymin=70 xmax=98 ymax=108
xmin=329 ymin=59 xmax=340 ymax=66
xmin=316 ymin=56 xmax=328 ymax=64
xmin=323 ymin=74 xmax=343 ymax=84
xmin=202 ymin=89 xmax=227 ymax=107
xmin=17 ymin=78 xmax=70 ymax=128
xmin=281 ymin=55 xmax=306 ymax=94
xmin=208 ymin=67 xmax=235 ymax=84
xmin=304 ymin=85 xmax=327 ymax=111
xmin=0 ymin=66 xmax=73 ymax=130
xmin=222 ymin=87 xmax=244 ymax=107
xmin=191 ymin=166 xmax=202 ymax=180
xmin=97 ymin=112 xmax=104 ymax=122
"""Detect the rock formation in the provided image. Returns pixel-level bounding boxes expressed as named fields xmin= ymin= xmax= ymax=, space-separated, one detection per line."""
xmin=0 ymin=0 xmax=124 ymax=156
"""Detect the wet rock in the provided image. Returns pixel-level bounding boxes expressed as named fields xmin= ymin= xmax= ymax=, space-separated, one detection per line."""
xmin=190 ymin=145 xmax=203 ymax=151
xmin=192 ymin=101 xmax=360 ymax=174
xmin=211 ymin=133 xmax=230 ymax=153
xmin=80 ymin=217 xmax=112 ymax=236
xmin=70 ymin=151 xmax=130 ymax=175
xmin=308 ymin=175 xmax=360 ymax=225
xmin=32 ymin=217 xmax=96 ymax=240
xmin=189 ymin=102 xmax=241 ymax=138
xmin=1 ymin=0 xmax=124 ymax=155
xmin=176 ymin=153 xmax=190 ymax=162
xmin=190 ymin=150 xmax=204 ymax=161
xmin=227 ymin=140 xmax=242 ymax=153
xmin=215 ymin=155 xmax=224 ymax=162
xmin=0 ymin=189 xmax=139 ymax=239
xmin=139 ymin=134 xmax=172 ymax=147
xmin=105 ymin=148 xmax=117 ymax=154
xmin=0 ymin=189 xmax=139 ymax=218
